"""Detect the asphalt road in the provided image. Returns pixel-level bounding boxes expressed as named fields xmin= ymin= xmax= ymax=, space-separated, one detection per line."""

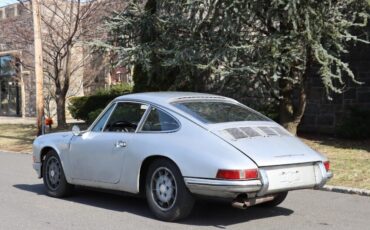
xmin=0 ymin=151 xmax=369 ymax=230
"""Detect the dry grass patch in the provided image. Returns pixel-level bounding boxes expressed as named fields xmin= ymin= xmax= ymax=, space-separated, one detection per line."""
xmin=0 ymin=123 xmax=86 ymax=153
xmin=0 ymin=124 xmax=36 ymax=152
xmin=301 ymin=135 xmax=370 ymax=190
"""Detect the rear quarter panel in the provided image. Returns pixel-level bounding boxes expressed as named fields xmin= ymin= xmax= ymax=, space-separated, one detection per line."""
xmin=120 ymin=115 xmax=258 ymax=194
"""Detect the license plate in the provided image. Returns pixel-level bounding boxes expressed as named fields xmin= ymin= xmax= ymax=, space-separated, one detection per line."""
xmin=263 ymin=164 xmax=317 ymax=194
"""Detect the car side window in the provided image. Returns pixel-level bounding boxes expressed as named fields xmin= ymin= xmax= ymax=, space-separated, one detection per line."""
xmin=142 ymin=107 xmax=180 ymax=132
xmin=104 ymin=102 xmax=148 ymax=133
xmin=91 ymin=104 xmax=115 ymax=132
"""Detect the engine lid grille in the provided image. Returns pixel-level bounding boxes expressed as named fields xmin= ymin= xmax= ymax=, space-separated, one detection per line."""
xmin=223 ymin=126 xmax=290 ymax=140
xmin=240 ymin=127 xmax=261 ymax=137
xmin=224 ymin=128 xmax=248 ymax=139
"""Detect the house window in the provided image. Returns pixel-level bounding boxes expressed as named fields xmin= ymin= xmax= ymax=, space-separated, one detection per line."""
xmin=0 ymin=55 xmax=17 ymax=77
xmin=5 ymin=6 xmax=14 ymax=18
xmin=0 ymin=55 xmax=21 ymax=116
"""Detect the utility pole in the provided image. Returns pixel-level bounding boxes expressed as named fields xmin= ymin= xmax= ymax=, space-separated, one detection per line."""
xmin=32 ymin=0 xmax=44 ymax=136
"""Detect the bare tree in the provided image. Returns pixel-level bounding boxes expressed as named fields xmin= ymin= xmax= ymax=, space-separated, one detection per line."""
xmin=15 ymin=0 xmax=125 ymax=127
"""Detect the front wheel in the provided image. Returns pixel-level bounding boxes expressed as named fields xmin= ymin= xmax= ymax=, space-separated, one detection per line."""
xmin=42 ymin=150 xmax=74 ymax=197
xmin=145 ymin=159 xmax=195 ymax=221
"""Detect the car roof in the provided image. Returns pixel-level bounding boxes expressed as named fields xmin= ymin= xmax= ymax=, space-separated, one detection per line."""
xmin=114 ymin=91 xmax=235 ymax=105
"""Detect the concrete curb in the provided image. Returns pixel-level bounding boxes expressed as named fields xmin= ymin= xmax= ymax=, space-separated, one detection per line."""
xmin=319 ymin=185 xmax=370 ymax=197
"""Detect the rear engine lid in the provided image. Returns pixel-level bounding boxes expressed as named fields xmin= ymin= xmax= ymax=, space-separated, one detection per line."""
xmin=209 ymin=121 xmax=323 ymax=167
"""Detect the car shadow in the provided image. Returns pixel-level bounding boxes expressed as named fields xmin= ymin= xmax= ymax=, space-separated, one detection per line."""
xmin=184 ymin=202 xmax=293 ymax=227
xmin=14 ymin=183 xmax=46 ymax=195
xmin=13 ymin=184 xmax=294 ymax=227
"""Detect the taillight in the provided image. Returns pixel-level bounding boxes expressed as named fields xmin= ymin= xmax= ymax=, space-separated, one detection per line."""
xmin=324 ymin=161 xmax=330 ymax=171
xmin=216 ymin=169 xmax=259 ymax=180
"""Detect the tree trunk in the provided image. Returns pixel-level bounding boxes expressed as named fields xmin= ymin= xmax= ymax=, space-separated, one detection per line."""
xmin=279 ymin=79 xmax=307 ymax=135
xmin=279 ymin=47 xmax=312 ymax=135
xmin=56 ymin=44 xmax=72 ymax=128
xmin=279 ymin=79 xmax=295 ymax=134
xmin=55 ymin=94 xmax=67 ymax=128
xmin=279 ymin=100 xmax=300 ymax=135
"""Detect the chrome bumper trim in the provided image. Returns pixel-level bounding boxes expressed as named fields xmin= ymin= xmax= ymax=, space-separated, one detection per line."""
xmin=257 ymin=169 xmax=269 ymax=196
xmin=33 ymin=163 xmax=42 ymax=178
xmin=185 ymin=162 xmax=333 ymax=199
xmin=184 ymin=177 xmax=262 ymax=198
xmin=326 ymin=171 xmax=333 ymax=179
xmin=316 ymin=162 xmax=333 ymax=188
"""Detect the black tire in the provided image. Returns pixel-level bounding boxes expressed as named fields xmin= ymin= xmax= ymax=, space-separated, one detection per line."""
xmin=145 ymin=159 xmax=195 ymax=221
xmin=42 ymin=150 xmax=74 ymax=198
xmin=259 ymin=192 xmax=288 ymax=207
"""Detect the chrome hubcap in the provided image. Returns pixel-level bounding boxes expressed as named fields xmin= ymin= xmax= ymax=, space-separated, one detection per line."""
xmin=151 ymin=167 xmax=177 ymax=211
xmin=45 ymin=156 xmax=61 ymax=190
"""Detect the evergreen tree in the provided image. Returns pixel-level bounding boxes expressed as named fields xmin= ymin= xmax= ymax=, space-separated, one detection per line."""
xmin=99 ymin=0 xmax=369 ymax=134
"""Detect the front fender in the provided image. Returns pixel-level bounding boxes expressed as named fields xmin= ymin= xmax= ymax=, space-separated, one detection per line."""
xmin=32 ymin=132 xmax=74 ymax=182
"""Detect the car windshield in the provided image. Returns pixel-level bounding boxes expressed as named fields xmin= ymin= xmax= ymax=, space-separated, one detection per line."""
xmin=172 ymin=100 xmax=269 ymax=124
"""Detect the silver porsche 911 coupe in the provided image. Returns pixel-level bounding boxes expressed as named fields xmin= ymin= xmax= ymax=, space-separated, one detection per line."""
xmin=32 ymin=92 xmax=332 ymax=221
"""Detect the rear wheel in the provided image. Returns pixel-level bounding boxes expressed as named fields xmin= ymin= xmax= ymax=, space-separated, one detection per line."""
xmin=145 ymin=159 xmax=195 ymax=221
xmin=260 ymin=192 xmax=288 ymax=207
xmin=42 ymin=150 xmax=73 ymax=197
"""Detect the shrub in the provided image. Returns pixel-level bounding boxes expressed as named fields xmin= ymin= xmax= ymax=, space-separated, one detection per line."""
xmin=95 ymin=83 xmax=133 ymax=96
xmin=336 ymin=107 xmax=370 ymax=140
xmin=68 ymin=83 xmax=132 ymax=122
xmin=87 ymin=108 xmax=104 ymax=124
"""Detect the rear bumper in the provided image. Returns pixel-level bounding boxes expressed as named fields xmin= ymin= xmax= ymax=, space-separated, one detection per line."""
xmin=326 ymin=171 xmax=333 ymax=179
xmin=184 ymin=162 xmax=332 ymax=199
xmin=184 ymin=178 xmax=262 ymax=198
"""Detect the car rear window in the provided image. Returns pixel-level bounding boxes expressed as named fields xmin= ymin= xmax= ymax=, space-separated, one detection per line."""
xmin=142 ymin=107 xmax=180 ymax=132
xmin=172 ymin=101 xmax=269 ymax=124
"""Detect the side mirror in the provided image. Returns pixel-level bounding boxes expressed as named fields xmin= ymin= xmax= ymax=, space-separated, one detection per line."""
xmin=72 ymin=125 xmax=82 ymax=136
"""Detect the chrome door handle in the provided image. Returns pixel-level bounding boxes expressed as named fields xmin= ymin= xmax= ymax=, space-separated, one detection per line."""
xmin=115 ymin=140 xmax=127 ymax=148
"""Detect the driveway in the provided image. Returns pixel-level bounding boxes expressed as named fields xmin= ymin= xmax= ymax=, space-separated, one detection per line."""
xmin=0 ymin=151 xmax=369 ymax=230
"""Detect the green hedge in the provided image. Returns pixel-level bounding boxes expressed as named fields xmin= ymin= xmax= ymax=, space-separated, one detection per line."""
xmin=68 ymin=84 xmax=132 ymax=123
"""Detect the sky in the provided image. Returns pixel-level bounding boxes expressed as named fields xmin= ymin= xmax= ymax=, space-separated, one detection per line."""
xmin=0 ymin=0 xmax=18 ymax=7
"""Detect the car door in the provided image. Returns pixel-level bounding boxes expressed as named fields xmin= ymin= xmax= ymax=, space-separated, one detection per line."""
xmin=117 ymin=106 xmax=182 ymax=192
xmin=68 ymin=101 xmax=149 ymax=184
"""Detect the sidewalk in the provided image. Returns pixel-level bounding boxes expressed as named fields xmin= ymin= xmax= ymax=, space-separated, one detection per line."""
xmin=0 ymin=117 xmax=36 ymax=125
xmin=0 ymin=116 xmax=84 ymax=125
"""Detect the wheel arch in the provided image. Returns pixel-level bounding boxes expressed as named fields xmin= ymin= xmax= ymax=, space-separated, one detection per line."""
xmin=39 ymin=146 xmax=59 ymax=178
xmin=138 ymin=155 xmax=180 ymax=196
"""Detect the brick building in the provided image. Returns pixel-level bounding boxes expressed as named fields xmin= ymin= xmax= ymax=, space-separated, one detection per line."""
xmin=299 ymin=42 xmax=370 ymax=134
xmin=0 ymin=2 xmax=35 ymax=117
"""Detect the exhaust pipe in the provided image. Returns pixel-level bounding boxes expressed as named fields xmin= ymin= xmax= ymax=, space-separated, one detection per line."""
xmin=231 ymin=195 xmax=275 ymax=209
